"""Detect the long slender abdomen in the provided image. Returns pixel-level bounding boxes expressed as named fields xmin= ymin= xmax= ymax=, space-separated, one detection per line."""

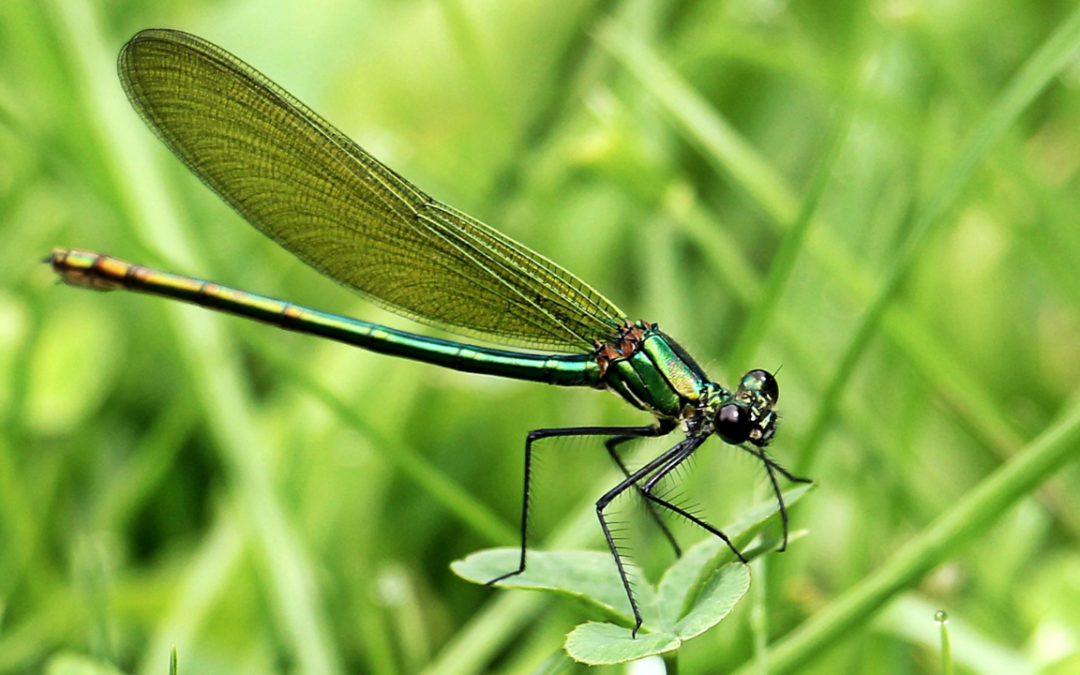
xmin=47 ymin=249 xmax=604 ymax=388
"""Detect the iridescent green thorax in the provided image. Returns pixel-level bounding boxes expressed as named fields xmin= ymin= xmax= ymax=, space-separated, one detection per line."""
xmin=597 ymin=322 xmax=714 ymax=420
xmin=597 ymin=322 xmax=779 ymax=447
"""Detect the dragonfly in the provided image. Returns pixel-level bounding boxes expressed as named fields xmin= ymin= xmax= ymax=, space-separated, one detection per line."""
xmin=48 ymin=28 xmax=811 ymax=635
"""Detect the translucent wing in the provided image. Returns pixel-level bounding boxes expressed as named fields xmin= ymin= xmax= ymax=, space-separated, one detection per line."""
xmin=119 ymin=29 xmax=627 ymax=351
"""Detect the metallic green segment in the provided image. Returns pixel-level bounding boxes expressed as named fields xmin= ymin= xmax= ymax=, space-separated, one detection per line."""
xmin=50 ymin=249 xmax=603 ymax=387
xmin=627 ymin=353 xmax=684 ymax=416
xmin=600 ymin=326 xmax=711 ymax=419
xmin=608 ymin=353 xmax=684 ymax=419
xmin=600 ymin=374 xmax=646 ymax=412
xmin=640 ymin=332 xmax=707 ymax=402
xmin=117 ymin=29 xmax=626 ymax=352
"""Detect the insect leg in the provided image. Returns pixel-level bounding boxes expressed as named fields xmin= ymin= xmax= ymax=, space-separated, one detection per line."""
xmin=486 ymin=424 xmax=666 ymax=588
xmin=596 ymin=437 xmax=700 ymax=636
xmin=742 ymin=446 xmax=812 ymax=551
xmin=639 ymin=437 xmax=748 ymax=563
xmin=605 ymin=427 xmax=683 ymax=557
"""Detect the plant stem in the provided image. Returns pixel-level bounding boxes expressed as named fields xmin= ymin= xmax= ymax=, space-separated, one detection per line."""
xmin=662 ymin=650 xmax=678 ymax=675
xmin=732 ymin=392 xmax=1080 ymax=675
xmin=937 ymin=611 xmax=953 ymax=675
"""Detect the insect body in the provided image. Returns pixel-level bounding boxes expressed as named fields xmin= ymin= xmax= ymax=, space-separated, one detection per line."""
xmin=49 ymin=29 xmax=810 ymax=635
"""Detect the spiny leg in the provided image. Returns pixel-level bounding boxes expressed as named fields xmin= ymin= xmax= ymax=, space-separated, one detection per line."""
xmin=486 ymin=424 xmax=666 ymax=587
xmin=638 ymin=437 xmax=749 ymax=564
xmin=742 ymin=446 xmax=812 ymax=551
xmin=604 ymin=426 xmax=683 ymax=557
xmin=596 ymin=438 xmax=700 ymax=636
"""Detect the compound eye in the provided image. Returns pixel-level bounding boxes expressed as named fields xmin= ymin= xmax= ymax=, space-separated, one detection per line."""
xmin=743 ymin=369 xmax=779 ymax=404
xmin=716 ymin=404 xmax=752 ymax=445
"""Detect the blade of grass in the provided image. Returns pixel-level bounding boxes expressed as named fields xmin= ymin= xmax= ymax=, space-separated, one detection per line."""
xmin=248 ymin=331 xmax=517 ymax=546
xmin=598 ymin=21 xmax=1021 ymax=455
xmin=597 ymin=22 xmax=799 ymax=223
xmin=52 ymin=2 xmax=342 ymax=672
xmin=728 ymin=97 xmax=856 ymax=371
xmin=731 ymin=386 xmax=1080 ymax=675
xmin=874 ymin=596 xmax=1032 ymax=675
xmin=0 ymin=426 xmax=46 ymax=602
xmin=794 ymin=3 xmax=1080 ymax=473
xmin=135 ymin=511 xmax=245 ymax=675
xmin=95 ymin=397 xmax=196 ymax=531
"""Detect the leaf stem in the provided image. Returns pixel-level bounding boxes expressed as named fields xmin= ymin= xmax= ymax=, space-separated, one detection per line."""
xmin=662 ymin=650 xmax=679 ymax=675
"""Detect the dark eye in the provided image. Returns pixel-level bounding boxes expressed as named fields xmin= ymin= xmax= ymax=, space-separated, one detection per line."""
xmin=715 ymin=404 xmax=751 ymax=445
xmin=744 ymin=369 xmax=779 ymax=404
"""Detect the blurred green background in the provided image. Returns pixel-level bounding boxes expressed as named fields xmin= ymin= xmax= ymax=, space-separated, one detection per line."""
xmin=5 ymin=0 xmax=1080 ymax=673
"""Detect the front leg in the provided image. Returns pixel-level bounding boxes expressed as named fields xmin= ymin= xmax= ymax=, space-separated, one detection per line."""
xmin=595 ymin=435 xmax=707 ymax=636
xmin=605 ymin=427 xmax=683 ymax=557
xmin=741 ymin=446 xmax=813 ymax=551
xmin=638 ymin=440 xmax=748 ymax=564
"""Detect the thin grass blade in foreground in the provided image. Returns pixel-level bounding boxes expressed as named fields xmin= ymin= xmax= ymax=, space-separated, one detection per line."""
xmin=793 ymin=2 xmax=1080 ymax=474
xmin=731 ymin=388 xmax=1080 ymax=675
xmin=598 ymin=18 xmax=1067 ymax=487
xmin=50 ymin=5 xmax=343 ymax=673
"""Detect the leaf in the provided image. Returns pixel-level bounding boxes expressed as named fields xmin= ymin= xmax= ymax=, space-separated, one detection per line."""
xmin=564 ymin=623 xmax=680 ymax=665
xmin=655 ymin=531 xmax=726 ymax=629
xmin=675 ymin=483 xmax=814 ymax=620
xmin=654 ymin=541 xmax=751 ymax=635
xmin=452 ymin=484 xmax=814 ymax=665
xmin=674 ymin=563 xmax=751 ymax=639
xmin=451 ymin=548 xmax=658 ymax=626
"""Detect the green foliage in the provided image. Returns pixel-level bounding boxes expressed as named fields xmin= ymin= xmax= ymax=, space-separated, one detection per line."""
xmin=44 ymin=654 xmax=126 ymax=675
xmin=454 ymin=552 xmax=748 ymax=665
xmin=937 ymin=611 xmax=953 ymax=675
xmin=452 ymin=486 xmax=811 ymax=665
xmin=5 ymin=0 xmax=1080 ymax=674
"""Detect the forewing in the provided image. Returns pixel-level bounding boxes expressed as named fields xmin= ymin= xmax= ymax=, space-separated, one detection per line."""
xmin=118 ymin=29 xmax=627 ymax=351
